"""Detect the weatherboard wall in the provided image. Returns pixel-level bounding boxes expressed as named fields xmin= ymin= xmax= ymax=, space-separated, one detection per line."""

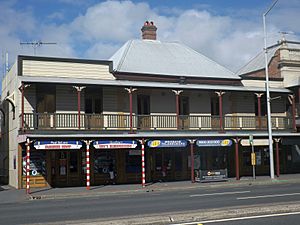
xmin=22 ymin=59 xmax=115 ymax=80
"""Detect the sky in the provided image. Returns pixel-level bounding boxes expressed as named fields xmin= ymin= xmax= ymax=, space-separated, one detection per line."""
xmin=1 ymin=0 xmax=300 ymax=79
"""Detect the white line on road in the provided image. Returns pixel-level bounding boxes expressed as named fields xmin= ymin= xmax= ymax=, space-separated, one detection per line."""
xmin=237 ymin=192 xmax=300 ymax=200
xmin=171 ymin=211 xmax=300 ymax=225
xmin=190 ymin=191 xmax=250 ymax=197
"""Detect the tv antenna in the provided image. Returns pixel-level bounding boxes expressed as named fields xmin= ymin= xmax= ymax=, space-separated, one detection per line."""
xmin=20 ymin=40 xmax=57 ymax=55
xmin=278 ymin=31 xmax=294 ymax=42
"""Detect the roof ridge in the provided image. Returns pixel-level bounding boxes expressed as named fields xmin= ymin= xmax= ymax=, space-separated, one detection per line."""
xmin=116 ymin=40 xmax=133 ymax=71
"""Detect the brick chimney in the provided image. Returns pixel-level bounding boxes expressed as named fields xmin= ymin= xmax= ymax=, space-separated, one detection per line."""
xmin=141 ymin=21 xmax=157 ymax=40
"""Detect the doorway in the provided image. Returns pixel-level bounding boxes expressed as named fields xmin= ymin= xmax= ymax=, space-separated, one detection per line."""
xmin=137 ymin=95 xmax=150 ymax=129
xmin=51 ymin=151 xmax=83 ymax=187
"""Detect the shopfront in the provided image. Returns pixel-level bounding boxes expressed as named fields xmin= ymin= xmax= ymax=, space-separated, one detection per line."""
xmin=240 ymin=138 xmax=272 ymax=176
xmin=92 ymin=140 xmax=140 ymax=184
xmin=282 ymin=138 xmax=300 ymax=174
xmin=194 ymin=139 xmax=232 ymax=182
xmin=147 ymin=140 xmax=189 ymax=182
xmin=21 ymin=140 xmax=84 ymax=188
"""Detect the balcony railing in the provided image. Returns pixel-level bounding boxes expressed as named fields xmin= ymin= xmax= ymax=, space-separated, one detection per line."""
xmin=21 ymin=113 xmax=293 ymax=131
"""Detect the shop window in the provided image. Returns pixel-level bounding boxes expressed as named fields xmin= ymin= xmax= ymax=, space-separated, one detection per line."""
xmin=164 ymin=152 xmax=172 ymax=170
xmin=22 ymin=150 xmax=46 ymax=176
xmin=155 ymin=151 xmax=162 ymax=171
xmin=94 ymin=151 xmax=114 ymax=174
xmin=175 ymin=150 xmax=183 ymax=171
xmin=292 ymin=145 xmax=300 ymax=163
xmin=126 ymin=152 xmax=141 ymax=173
xmin=243 ymin=149 xmax=251 ymax=166
xmin=262 ymin=148 xmax=270 ymax=165
xmin=69 ymin=151 xmax=78 ymax=173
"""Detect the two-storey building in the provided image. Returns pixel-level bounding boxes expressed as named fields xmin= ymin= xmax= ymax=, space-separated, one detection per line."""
xmin=1 ymin=21 xmax=299 ymax=190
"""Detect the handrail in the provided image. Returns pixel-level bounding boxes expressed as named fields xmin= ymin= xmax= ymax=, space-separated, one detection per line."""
xmin=21 ymin=113 xmax=293 ymax=131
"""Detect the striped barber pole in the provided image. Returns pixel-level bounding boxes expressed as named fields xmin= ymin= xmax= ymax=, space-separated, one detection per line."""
xmin=26 ymin=138 xmax=30 ymax=194
xmin=141 ymin=140 xmax=145 ymax=188
xmin=86 ymin=141 xmax=90 ymax=190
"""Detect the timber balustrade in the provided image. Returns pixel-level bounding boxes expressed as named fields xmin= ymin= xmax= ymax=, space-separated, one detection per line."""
xmin=21 ymin=113 xmax=293 ymax=131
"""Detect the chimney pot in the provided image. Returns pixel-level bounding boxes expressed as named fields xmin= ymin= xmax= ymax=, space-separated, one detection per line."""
xmin=141 ymin=21 xmax=157 ymax=40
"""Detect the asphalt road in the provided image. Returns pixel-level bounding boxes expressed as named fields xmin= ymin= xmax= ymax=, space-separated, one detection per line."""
xmin=1 ymin=183 xmax=300 ymax=224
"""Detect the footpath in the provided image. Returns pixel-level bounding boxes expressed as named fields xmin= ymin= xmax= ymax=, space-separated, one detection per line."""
xmin=1 ymin=174 xmax=300 ymax=203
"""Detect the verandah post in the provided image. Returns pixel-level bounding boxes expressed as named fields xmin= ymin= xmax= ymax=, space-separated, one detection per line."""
xmin=73 ymin=86 xmax=86 ymax=129
xmin=141 ymin=138 xmax=145 ymax=188
xmin=85 ymin=140 xmax=91 ymax=190
xmin=189 ymin=139 xmax=195 ymax=183
xmin=215 ymin=91 xmax=225 ymax=131
xmin=125 ymin=87 xmax=137 ymax=132
xmin=234 ymin=137 xmax=240 ymax=180
xmin=274 ymin=138 xmax=281 ymax=177
xmin=172 ymin=90 xmax=183 ymax=129
xmin=25 ymin=138 xmax=31 ymax=194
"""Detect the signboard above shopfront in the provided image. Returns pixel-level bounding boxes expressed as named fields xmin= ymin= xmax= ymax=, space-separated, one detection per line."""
xmin=148 ymin=140 xmax=188 ymax=148
xmin=34 ymin=141 xmax=82 ymax=150
xmin=241 ymin=139 xmax=271 ymax=146
xmin=93 ymin=140 xmax=137 ymax=149
xmin=196 ymin=139 xmax=232 ymax=147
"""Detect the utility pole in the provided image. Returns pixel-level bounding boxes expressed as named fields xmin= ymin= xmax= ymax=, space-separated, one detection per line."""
xmin=20 ymin=40 xmax=57 ymax=55
xmin=263 ymin=0 xmax=279 ymax=179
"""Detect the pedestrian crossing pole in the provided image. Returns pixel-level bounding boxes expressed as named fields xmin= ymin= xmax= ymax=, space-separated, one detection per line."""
xmin=141 ymin=139 xmax=146 ymax=188
xmin=25 ymin=138 xmax=31 ymax=194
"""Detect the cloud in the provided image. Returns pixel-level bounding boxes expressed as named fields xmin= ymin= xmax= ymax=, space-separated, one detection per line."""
xmin=1 ymin=0 xmax=300 ymax=77
xmin=71 ymin=1 xmax=153 ymax=42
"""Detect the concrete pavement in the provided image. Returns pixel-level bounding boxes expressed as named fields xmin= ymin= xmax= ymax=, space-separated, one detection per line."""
xmin=1 ymin=174 xmax=300 ymax=202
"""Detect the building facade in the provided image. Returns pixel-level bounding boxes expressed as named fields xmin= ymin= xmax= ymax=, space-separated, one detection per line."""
xmin=1 ymin=22 xmax=300 ymax=189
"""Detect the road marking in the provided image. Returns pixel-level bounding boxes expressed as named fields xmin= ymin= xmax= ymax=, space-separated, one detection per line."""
xmin=171 ymin=211 xmax=300 ymax=225
xmin=190 ymin=191 xmax=250 ymax=197
xmin=237 ymin=192 xmax=300 ymax=200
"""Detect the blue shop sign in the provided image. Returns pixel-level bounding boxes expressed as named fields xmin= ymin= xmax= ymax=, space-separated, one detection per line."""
xmin=34 ymin=141 xmax=82 ymax=150
xmin=148 ymin=140 xmax=188 ymax=148
xmin=93 ymin=140 xmax=137 ymax=149
xmin=196 ymin=139 xmax=232 ymax=147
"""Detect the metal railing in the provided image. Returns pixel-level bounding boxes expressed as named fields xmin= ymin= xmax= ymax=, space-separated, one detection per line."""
xmin=21 ymin=113 xmax=293 ymax=131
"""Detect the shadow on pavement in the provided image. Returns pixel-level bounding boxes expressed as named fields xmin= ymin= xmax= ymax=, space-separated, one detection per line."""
xmin=90 ymin=185 xmax=106 ymax=190
xmin=30 ymin=187 xmax=53 ymax=194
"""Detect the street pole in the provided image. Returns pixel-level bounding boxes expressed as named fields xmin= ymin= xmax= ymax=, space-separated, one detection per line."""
xmin=263 ymin=0 xmax=278 ymax=179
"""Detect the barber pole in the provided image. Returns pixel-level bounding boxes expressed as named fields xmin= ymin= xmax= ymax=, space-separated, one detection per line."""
xmin=26 ymin=138 xmax=30 ymax=194
xmin=86 ymin=141 xmax=90 ymax=190
xmin=141 ymin=139 xmax=145 ymax=188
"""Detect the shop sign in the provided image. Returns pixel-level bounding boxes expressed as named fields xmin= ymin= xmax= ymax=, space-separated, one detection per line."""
xmin=93 ymin=140 xmax=137 ymax=149
xmin=34 ymin=141 xmax=82 ymax=150
xmin=147 ymin=140 xmax=187 ymax=148
xmin=241 ymin=139 xmax=271 ymax=146
xmin=196 ymin=139 xmax=232 ymax=147
xmin=196 ymin=169 xmax=228 ymax=182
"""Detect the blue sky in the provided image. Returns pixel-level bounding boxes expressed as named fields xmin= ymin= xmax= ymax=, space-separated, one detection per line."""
xmin=1 ymin=0 xmax=300 ymax=79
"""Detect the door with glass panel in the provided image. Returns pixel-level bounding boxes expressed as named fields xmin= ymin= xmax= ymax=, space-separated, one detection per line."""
xmin=52 ymin=151 xmax=82 ymax=187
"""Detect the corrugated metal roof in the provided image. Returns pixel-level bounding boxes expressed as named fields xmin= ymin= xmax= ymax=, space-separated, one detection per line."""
xmin=237 ymin=41 xmax=300 ymax=76
xmin=20 ymin=76 xmax=291 ymax=93
xmin=237 ymin=45 xmax=280 ymax=76
xmin=110 ymin=39 xmax=239 ymax=80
